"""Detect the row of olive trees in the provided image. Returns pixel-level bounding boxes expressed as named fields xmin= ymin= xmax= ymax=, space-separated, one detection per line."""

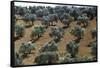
xmin=23 ymin=14 xmax=37 ymax=27
xmin=15 ymin=5 xmax=97 ymax=30
xmin=15 ymin=38 xmax=97 ymax=65
xmin=34 ymin=40 xmax=59 ymax=64
xmin=34 ymin=25 xmax=97 ymax=64
xmin=15 ymin=24 xmax=45 ymax=41
xmin=15 ymin=5 xmax=97 ymax=21
xmin=34 ymin=39 xmax=97 ymax=64
xmin=14 ymin=24 xmax=97 ymax=64
xmin=15 ymin=42 xmax=36 ymax=65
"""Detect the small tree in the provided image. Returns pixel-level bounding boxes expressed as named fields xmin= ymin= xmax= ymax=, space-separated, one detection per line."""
xmin=15 ymin=24 xmax=25 ymax=38
xmin=34 ymin=52 xmax=59 ymax=64
xmin=28 ymin=14 xmax=37 ymax=25
xmin=23 ymin=14 xmax=37 ymax=26
xmin=42 ymin=16 xmax=50 ymax=28
xmin=36 ymin=9 xmax=43 ymax=17
xmin=87 ymin=41 xmax=97 ymax=58
xmin=15 ymin=52 xmax=23 ymax=65
xmin=70 ymin=26 xmax=84 ymax=42
xmin=77 ymin=15 xmax=90 ymax=28
xmin=19 ymin=42 xmax=36 ymax=58
xmin=62 ymin=18 xmax=70 ymax=27
xmin=91 ymin=28 xmax=97 ymax=39
xmin=39 ymin=41 xmax=58 ymax=52
xmin=31 ymin=25 xmax=45 ymax=41
xmin=66 ymin=40 xmax=80 ymax=58
xmin=49 ymin=27 xmax=64 ymax=42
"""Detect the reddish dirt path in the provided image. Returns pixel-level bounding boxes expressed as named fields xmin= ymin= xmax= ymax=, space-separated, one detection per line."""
xmin=15 ymin=19 xmax=96 ymax=65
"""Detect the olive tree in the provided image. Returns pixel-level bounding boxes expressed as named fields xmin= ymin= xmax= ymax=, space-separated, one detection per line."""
xmin=42 ymin=16 xmax=50 ymax=28
xmin=66 ymin=40 xmax=80 ymax=58
xmin=19 ymin=42 xmax=36 ymax=58
xmin=15 ymin=52 xmax=23 ymax=66
xmin=77 ymin=15 xmax=90 ymax=28
xmin=15 ymin=24 xmax=25 ymax=38
xmin=39 ymin=41 xmax=58 ymax=53
xmin=87 ymin=41 xmax=97 ymax=58
xmin=49 ymin=26 xmax=64 ymax=42
xmin=70 ymin=26 xmax=85 ymax=42
xmin=91 ymin=28 xmax=97 ymax=39
xmin=34 ymin=52 xmax=59 ymax=64
xmin=23 ymin=14 xmax=37 ymax=26
xmin=31 ymin=25 xmax=45 ymax=41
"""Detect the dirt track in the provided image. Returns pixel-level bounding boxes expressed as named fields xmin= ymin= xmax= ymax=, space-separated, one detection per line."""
xmin=15 ymin=18 xmax=96 ymax=65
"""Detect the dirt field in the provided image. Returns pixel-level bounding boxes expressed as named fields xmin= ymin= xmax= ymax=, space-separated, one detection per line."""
xmin=14 ymin=18 xmax=96 ymax=65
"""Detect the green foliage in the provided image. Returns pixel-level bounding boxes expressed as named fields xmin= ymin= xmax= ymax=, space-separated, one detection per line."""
xmin=59 ymin=54 xmax=95 ymax=63
xmin=40 ymin=41 xmax=58 ymax=52
xmin=91 ymin=28 xmax=97 ymax=39
xmin=88 ymin=41 xmax=97 ymax=56
xmin=31 ymin=26 xmax=45 ymax=39
xmin=35 ymin=52 xmax=59 ymax=64
xmin=15 ymin=24 xmax=25 ymax=37
xmin=71 ymin=26 xmax=84 ymax=38
xmin=19 ymin=42 xmax=36 ymax=56
xmin=66 ymin=40 xmax=79 ymax=58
